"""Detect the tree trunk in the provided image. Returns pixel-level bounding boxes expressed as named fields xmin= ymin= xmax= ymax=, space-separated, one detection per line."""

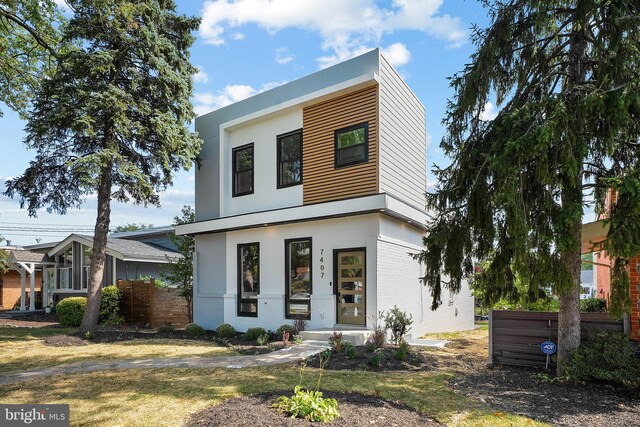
xmin=557 ymin=241 xmax=582 ymax=373
xmin=79 ymin=165 xmax=112 ymax=334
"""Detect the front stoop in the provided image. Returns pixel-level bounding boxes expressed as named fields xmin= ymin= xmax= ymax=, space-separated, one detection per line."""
xmin=300 ymin=328 xmax=372 ymax=346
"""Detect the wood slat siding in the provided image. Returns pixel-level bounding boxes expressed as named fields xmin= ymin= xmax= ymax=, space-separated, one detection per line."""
xmin=302 ymin=85 xmax=379 ymax=205
xmin=378 ymin=55 xmax=426 ymax=209
xmin=490 ymin=310 xmax=625 ymax=368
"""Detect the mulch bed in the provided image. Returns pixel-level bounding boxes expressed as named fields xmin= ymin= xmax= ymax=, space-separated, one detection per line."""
xmin=453 ymin=365 xmax=640 ymax=427
xmin=43 ymin=335 xmax=89 ymax=347
xmin=0 ymin=313 xmax=60 ymax=328
xmin=187 ymin=391 xmax=442 ymax=426
xmin=303 ymin=346 xmax=438 ymax=372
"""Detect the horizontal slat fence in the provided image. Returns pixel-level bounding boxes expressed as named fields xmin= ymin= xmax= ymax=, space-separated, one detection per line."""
xmin=117 ymin=280 xmax=188 ymax=328
xmin=490 ymin=310 xmax=626 ymax=368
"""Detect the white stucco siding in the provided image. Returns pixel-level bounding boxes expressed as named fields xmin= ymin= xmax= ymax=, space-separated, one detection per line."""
xmin=378 ymin=53 xmax=427 ymax=210
xmin=194 ymin=214 xmax=380 ymax=332
xmin=222 ymin=109 xmax=303 ymax=217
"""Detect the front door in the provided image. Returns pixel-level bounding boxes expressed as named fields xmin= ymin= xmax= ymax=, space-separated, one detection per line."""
xmin=335 ymin=249 xmax=366 ymax=325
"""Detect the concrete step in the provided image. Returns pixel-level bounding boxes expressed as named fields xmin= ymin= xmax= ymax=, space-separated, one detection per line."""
xmin=300 ymin=329 xmax=372 ymax=346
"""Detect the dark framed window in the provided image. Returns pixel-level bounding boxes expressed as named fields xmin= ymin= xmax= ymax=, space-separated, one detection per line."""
xmin=277 ymin=129 xmax=303 ymax=188
xmin=232 ymin=143 xmax=254 ymax=197
xmin=285 ymin=238 xmax=312 ymax=319
xmin=237 ymin=242 xmax=259 ymax=317
xmin=334 ymin=122 xmax=368 ymax=168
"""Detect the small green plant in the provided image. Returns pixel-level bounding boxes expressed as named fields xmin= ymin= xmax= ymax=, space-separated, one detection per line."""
xmin=345 ymin=343 xmax=357 ymax=359
xmin=384 ymin=306 xmax=413 ymax=345
xmin=55 ymin=297 xmax=87 ymax=327
xmin=276 ymin=324 xmax=297 ymax=337
xmin=563 ymin=331 xmax=640 ymax=388
xmin=580 ymin=297 xmax=607 ymax=313
xmin=256 ymin=333 xmax=269 ymax=346
xmin=157 ymin=324 xmax=175 ymax=334
xmin=273 ymin=346 xmax=339 ymax=422
xmin=244 ymin=327 xmax=267 ymax=341
xmin=83 ymin=331 xmax=94 ymax=340
xmin=328 ymin=331 xmax=344 ymax=352
xmin=365 ymin=341 xmax=376 ymax=353
xmin=216 ymin=323 xmax=236 ymax=338
xmin=293 ymin=334 xmax=303 ymax=345
xmin=368 ymin=353 xmax=382 ymax=368
xmin=395 ymin=341 xmax=409 ymax=361
xmin=185 ymin=323 xmax=205 ymax=336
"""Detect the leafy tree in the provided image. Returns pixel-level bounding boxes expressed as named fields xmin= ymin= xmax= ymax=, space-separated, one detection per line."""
xmin=0 ymin=0 xmax=64 ymax=118
xmin=0 ymin=237 xmax=9 ymax=274
xmin=113 ymin=223 xmax=154 ymax=233
xmin=4 ymin=0 xmax=202 ymax=333
xmin=416 ymin=1 xmax=640 ymax=372
xmin=161 ymin=205 xmax=194 ymax=322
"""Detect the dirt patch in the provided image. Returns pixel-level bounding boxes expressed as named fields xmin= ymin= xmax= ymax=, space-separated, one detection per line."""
xmin=43 ymin=335 xmax=88 ymax=347
xmin=453 ymin=365 xmax=640 ymax=426
xmin=187 ymin=391 xmax=442 ymax=427
xmin=304 ymin=346 xmax=438 ymax=372
xmin=0 ymin=313 xmax=60 ymax=328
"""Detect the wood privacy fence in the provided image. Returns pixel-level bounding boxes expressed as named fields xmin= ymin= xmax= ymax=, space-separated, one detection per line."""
xmin=117 ymin=280 xmax=189 ymax=329
xmin=490 ymin=310 xmax=627 ymax=368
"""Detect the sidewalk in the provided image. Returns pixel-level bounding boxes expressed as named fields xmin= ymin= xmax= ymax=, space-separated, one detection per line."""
xmin=0 ymin=340 xmax=330 ymax=386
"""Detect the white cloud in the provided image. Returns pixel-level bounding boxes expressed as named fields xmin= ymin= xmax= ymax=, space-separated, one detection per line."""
xmin=479 ymin=101 xmax=499 ymax=121
xmin=381 ymin=43 xmax=411 ymax=67
xmin=230 ymin=32 xmax=245 ymax=40
xmin=193 ymin=65 xmax=209 ymax=83
xmin=275 ymin=47 xmax=294 ymax=65
xmin=199 ymin=0 xmax=466 ymax=67
xmin=193 ymin=81 xmax=287 ymax=116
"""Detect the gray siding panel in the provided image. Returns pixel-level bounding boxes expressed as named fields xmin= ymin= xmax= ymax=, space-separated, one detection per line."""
xmin=378 ymin=54 xmax=427 ymax=210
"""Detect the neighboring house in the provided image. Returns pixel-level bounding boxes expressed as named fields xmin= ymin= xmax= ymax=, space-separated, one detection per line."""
xmin=1 ymin=230 xmax=180 ymax=311
xmin=176 ymin=49 xmax=475 ymax=339
xmin=0 ymin=249 xmax=47 ymax=310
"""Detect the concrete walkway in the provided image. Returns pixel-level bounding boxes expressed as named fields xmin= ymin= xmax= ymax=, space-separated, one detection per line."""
xmin=0 ymin=340 xmax=330 ymax=386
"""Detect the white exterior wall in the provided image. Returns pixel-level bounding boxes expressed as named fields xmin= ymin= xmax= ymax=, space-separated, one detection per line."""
xmin=376 ymin=216 xmax=475 ymax=339
xmin=378 ymin=53 xmax=427 ymax=210
xmin=222 ymin=109 xmax=303 ymax=217
xmin=193 ymin=214 xmax=380 ymax=332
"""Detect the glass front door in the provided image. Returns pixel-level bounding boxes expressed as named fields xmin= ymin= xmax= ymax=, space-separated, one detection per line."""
xmin=335 ymin=249 xmax=365 ymax=325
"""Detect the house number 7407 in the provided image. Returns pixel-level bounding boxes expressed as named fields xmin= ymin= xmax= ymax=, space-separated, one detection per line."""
xmin=320 ymin=248 xmax=325 ymax=278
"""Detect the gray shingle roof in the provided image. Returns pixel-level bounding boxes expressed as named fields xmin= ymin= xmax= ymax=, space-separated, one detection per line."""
xmin=76 ymin=235 xmax=180 ymax=261
xmin=7 ymin=250 xmax=54 ymax=264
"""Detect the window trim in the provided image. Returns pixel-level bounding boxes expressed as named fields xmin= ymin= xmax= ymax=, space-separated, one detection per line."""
xmin=334 ymin=122 xmax=369 ymax=168
xmin=232 ymin=143 xmax=254 ymax=197
xmin=276 ymin=129 xmax=303 ymax=189
xmin=284 ymin=237 xmax=312 ymax=320
xmin=237 ymin=242 xmax=260 ymax=317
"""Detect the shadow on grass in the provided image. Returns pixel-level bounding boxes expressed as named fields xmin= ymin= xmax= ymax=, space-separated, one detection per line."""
xmin=0 ymin=326 xmax=75 ymax=342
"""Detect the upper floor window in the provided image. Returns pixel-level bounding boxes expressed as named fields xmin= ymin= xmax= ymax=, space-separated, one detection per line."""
xmin=334 ymin=122 xmax=368 ymax=168
xmin=233 ymin=143 xmax=254 ymax=197
xmin=277 ymin=129 xmax=302 ymax=188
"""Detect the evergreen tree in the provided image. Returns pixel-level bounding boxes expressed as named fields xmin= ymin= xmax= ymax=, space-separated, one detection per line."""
xmin=416 ymin=0 xmax=640 ymax=372
xmin=4 ymin=0 xmax=202 ymax=333
xmin=161 ymin=205 xmax=194 ymax=323
xmin=0 ymin=0 xmax=64 ymax=118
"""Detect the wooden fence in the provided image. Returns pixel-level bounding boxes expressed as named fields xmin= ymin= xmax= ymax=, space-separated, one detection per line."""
xmin=117 ymin=279 xmax=189 ymax=328
xmin=489 ymin=310 xmax=627 ymax=368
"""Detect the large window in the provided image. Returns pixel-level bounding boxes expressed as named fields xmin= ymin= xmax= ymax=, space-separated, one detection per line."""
xmin=58 ymin=268 xmax=71 ymax=290
xmin=233 ymin=143 xmax=254 ymax=197
xmin=285 ymin=238 xmax=312 ymax=319
xmin=334 ymin=122 xmax=368 ymax=168
xmin=238 ymin=243 xmax=259 ymax=317
xmin=277 ymin=129 xmax=302 ymax=188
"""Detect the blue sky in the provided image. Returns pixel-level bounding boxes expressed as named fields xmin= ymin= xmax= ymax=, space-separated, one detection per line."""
xmin=0 ymin=0 xmax=491 ymax=245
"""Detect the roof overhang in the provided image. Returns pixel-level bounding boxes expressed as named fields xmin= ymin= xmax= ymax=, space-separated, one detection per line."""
xmin=176 ymin=193 xmax=427 ymax=236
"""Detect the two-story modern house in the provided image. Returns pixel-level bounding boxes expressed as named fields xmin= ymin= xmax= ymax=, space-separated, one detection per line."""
xmin=177 ymin=49 xmax=474 ymax=339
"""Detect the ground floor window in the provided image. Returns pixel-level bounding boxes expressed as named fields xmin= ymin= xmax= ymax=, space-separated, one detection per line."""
xmin=58 ymin=267 xmax=71 ymax=290
xmin=285 ymin=238 xmax=312 ymax=319
xmin=238 ymin=243 xmax=259 ymax=317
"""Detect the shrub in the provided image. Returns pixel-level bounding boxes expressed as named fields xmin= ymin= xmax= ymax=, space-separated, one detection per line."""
xmin=365 ymin=341 xmax=376 ymax=353
xmin=580 ymin=297 xmax=607 ymax=313
xmin=367 ymin=310 xmax=386 ymax=348
xmin=395 ymin=341 xmax=410 ymax=361
xmin=291 ymin=315 xmax=308 ymax=334
xmin=157 ymin=324 xmax=175 ymax=334
xmin=99 ymin=285 xmax=122 ymax=326
xmin=256 ymin=333 xmax=269 ymax=346
xmin=384 ymin=306 xmax=413 ymax=345
xmin=276 ymin=324 xmax=296 ymax=337
xmin=55 ymin=297 xmax=87 ymax=326
xmin=216 ymin=323 xmax=236 ymax=338
xmin=328 ymin=332 xmax=344 ymax=352
xmin=244 ymin=327 xmax=267 ymax=341
xmin=273 ymin=385 xmax=339 ymax=422
xmin=368 ymin=353 xmax=382 ymax=368
xmin=185 ymin=323 xmax=205 ymax=336
xmin=564 ymin=331 xmax=640 ymax=388
xmin=345 ymin=343 xmax=356 ymax=359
